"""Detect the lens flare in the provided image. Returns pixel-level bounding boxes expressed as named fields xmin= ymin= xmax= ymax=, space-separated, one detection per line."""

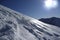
xmin=44 ymin=0 xmax=58 ymax=9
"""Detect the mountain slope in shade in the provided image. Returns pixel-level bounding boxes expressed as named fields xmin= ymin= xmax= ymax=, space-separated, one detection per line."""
xmin=39 ymin=17 xmax=60 ymax=27
xmin=0 ymin=5 xmax=60 ymax=40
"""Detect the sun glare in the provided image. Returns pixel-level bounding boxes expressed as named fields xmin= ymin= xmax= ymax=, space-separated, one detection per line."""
xmin=44 ymin=0 xmax=58 ymax=9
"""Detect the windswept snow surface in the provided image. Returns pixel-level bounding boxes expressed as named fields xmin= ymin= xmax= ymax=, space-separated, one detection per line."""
xmin=0 ymin=5 xmax=60 ymax=40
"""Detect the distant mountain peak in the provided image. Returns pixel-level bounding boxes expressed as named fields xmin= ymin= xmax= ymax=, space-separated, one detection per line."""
xmin=39 ymin=17 xmax=60 ymax=27
xmin=48 ymin=17 xmax=60 ymax=19
xmin=41 ymin=17 xmax=59 ymax=19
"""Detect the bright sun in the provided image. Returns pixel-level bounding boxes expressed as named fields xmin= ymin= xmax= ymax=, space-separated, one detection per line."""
xmin=44 ymin=0 xmax=58 ymax=9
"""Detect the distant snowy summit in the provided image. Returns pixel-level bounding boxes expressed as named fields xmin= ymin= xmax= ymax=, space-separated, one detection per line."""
xmin=0 ymin=4 xmax=60 ymax=40
xmin=39 ymin=17 xmax=60 ymax=27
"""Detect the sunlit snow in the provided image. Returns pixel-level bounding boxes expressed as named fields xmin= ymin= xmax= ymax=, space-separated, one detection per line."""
xmin=0 ymin=4 xmax=60 ymax=40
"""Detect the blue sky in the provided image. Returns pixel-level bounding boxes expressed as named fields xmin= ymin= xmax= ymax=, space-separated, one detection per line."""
xmin=0 ymin=0 xmax=60 ymax=19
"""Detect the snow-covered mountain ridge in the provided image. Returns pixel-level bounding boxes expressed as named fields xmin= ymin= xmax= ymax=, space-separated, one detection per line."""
xmin=39 ymin=17 xmax=60 ymax=27
xmin=0 ymin=5 xmax=60 ymax=40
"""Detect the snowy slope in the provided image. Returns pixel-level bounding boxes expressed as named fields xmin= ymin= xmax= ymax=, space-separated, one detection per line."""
xmin=0 ymin=5 xmax=60 ymax=40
